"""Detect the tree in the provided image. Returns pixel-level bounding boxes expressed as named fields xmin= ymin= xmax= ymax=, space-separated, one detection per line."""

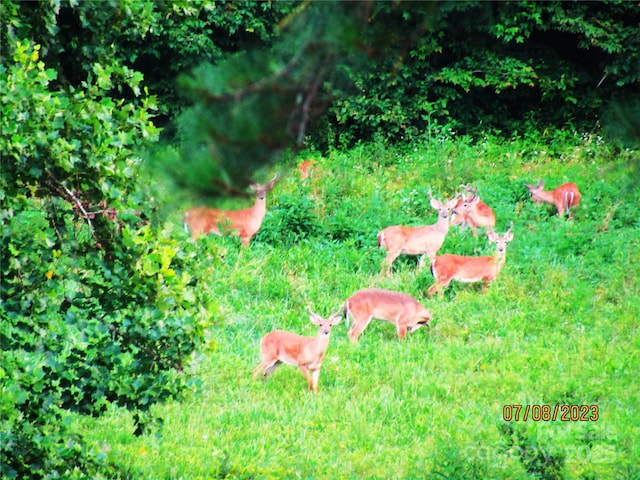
xmin=316 ymin=1 xmax=640 ymax=146
xmin=1 ymin=36 xmax=204 ymax=480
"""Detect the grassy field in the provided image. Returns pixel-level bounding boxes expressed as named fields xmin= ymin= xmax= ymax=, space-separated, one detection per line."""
xmin=79 ymin=134 xmax=639 ymax=479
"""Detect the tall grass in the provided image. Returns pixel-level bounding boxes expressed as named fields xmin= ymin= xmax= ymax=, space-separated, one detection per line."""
xmin=79 ymin=134 xmax=639 ymax=479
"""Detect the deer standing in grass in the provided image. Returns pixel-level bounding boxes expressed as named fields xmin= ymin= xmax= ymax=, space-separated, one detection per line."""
xmin=427 ymin=223 xmax=514 ymax=297
xmin=344 ymin=288 xmax=433 ymax=343
xmin=525 ymin=181 xmax=581 ymax=218
xmin=451 ymin=184 xmax=496 ymax=235
xmin=253 ymin=307 xmax=342 ymax=394
xmin=183 ymin=174 xmax=279 ymax=246
xmin=378 ymin=193 xmax=458 ymax=275
xmin=297 ymin=159 xmax=317 ymax=180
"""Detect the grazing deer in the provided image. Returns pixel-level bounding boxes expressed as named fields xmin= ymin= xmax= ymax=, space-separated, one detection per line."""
xmin=184 ymin=174 xmax=279 ymax=246
xmin=427 ymin=223 xmax=514 ymax=297
xmin=344 ymin=288 xmax=433 ymax=343
xmin=378 ymin=193 xmax=458 ymax=274
xmin=252 ymin=307 xmax=342 ymax=394
xmin=525 ymin=181 xmax=581 ymax=218
xmin=451 ymin=184 xmax=496 ymax=235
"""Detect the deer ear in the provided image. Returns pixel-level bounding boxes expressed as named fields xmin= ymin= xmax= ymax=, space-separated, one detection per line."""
xmin=307 ymin=307 xmax=321 ymax=325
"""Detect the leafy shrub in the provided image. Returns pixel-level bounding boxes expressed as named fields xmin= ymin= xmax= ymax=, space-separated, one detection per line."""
xmin=1 ymin=40 xmax=205 ymax=478
xmin=255 ymin=192 xmax=323 ymax=246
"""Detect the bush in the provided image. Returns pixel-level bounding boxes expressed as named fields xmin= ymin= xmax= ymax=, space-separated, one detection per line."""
xmin=1 ymin=40 xmax=205 ymax=478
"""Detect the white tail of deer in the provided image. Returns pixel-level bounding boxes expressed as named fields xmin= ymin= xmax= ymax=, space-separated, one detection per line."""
xmin=344 ymin=288 xmax=432 ymax=343
xmin=525 ymin=181 xmax=581 ymax=218
xmin=252 ymin=306 xmax=342 ymax=394
xmin=184 ymin=174 xmax=279 ymax=246
xmin=427 ymin=223 xmax=514 ymax=297
xmin=451 ymin=184 xmax=496 ymax=234
xmin=377 ymin=193 xmax=458 ymax=274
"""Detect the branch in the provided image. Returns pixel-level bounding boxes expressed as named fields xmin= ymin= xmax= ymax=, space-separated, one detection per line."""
xmin=45 ymin=168 xmax=100 ymax=246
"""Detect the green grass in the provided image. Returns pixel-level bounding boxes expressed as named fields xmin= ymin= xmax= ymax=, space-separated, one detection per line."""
xmin=78 ymin=134 xmax=639 ymax=479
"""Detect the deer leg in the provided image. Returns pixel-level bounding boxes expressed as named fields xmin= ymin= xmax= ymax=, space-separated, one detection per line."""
xmin=298 ymin=365 xmax=314 ymax=391
xmin=310 ymin=368 xmax=321 ymax=394
xmin=395 ymin=318 xmax=408 ymax=340
xmin=381 ymin=251 xmax=399 ymax=275
xmin=348 ymin=317 xmax=371 ymax=343
xmin=427 ymin=281 xmax=446 ymax=297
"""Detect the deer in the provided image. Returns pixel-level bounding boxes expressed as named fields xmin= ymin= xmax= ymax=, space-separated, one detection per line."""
xmin=183 ymin=174 xmax=279 ymax=246
xmin=427 ymin=222 xmax=514 ymax=297
xmin=377 ymin=192 xmax=458 ymax=275
xmin=344 ymin=288 xmax=433 ymax=343
xmin=252 ymin=306 xmax=343 ymax=394
xmin=525 ymin=181 xmax=581 ymax=218
xmin=297 ymin=159 xmax=317 ymax=180
xmin=451 ymin=184 xmax=496 ymax=235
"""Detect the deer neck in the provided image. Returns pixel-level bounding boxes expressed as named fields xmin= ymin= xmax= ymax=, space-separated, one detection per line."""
xmin=494 ymin=250 xmax=507 ymax=275
xmin=314 ymin=331 xmax=331 ymax=352
xmin=434 ymin=213 xmax=450 ymax=234
xmin=535 ymin=189 xmax=555 ymax=204
xmin=252 ymin=193 xmax=267 ymax=217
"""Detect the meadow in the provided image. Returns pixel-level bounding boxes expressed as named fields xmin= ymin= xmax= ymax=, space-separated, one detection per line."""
xmin=78 ymin=134 xmax=639 ymax=479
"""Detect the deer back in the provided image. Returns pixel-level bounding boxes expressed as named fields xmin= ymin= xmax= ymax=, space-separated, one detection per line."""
xmin=379 ymin=195 xmax=456 ymax=257
xmin=432 ymin=254 xmax=499 ymax=283
xmin=346 ymin=288 xmax=432 ymax=328
xmin=260 ymin=330 xmax=317 ymax=366
xmin=184 ymin=174 xmax=278 ymax=241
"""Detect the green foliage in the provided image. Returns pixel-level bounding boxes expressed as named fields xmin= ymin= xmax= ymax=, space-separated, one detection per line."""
xmin=172 ymin=1 xmax=362 ymax=192
xmin=5 ymin=0 xmax=637 ymax=154
xmin=1 ymin=0 xmax=296 ymax=126
xmin=256 ymin=192 xmax=322 ymax=247
xmin=1 ymin=40 xmax=205 ymax=478
xmin=315 ymin=0 xmax=640 ymax=147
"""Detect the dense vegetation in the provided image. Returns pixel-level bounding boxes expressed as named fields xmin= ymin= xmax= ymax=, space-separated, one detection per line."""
xmin=1 ymin=1 xmax=638 ymax=478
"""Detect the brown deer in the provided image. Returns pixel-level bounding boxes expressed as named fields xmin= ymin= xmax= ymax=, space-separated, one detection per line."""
xmin=427 ymin=223 xmax=514 ymax=296
xmin=297 ymin=159 xmax=317 ymax=180
xmin=184 ymin=174 xmax=278 ymax=246
xmin=344 ymin=288 xmax=433 ymax=343
xmin=525 ymin=181 xmax=581 ymax=218
xmin=253 ymin=307 xmax=342 ymax=394
xmin=451 ymin=184 xmax=496 ymax=235
xmin=378 ymin=192 xmax=458 ymax=275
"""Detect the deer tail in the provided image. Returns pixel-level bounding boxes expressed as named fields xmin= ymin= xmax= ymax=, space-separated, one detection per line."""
xmin=343 ymin=300 xmax=351 ymax=327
